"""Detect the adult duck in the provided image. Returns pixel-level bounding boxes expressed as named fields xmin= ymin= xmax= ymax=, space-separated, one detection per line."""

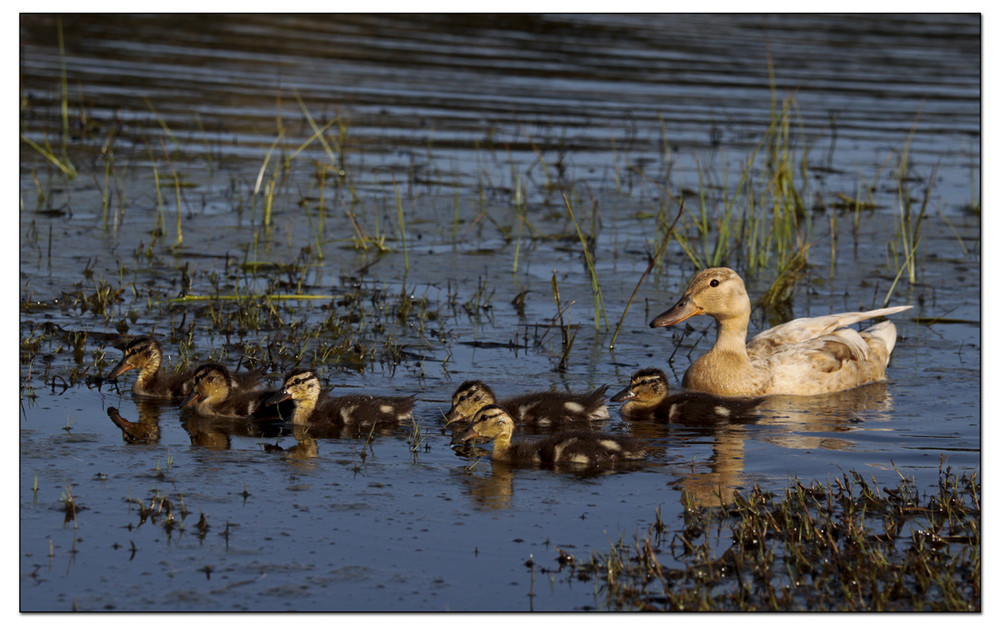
xmin=649 ymin=267 xmax=911 ymax=396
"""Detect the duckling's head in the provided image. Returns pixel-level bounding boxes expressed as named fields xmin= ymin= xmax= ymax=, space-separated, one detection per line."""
xmin=108 ymin=336 xmax=162 ymax=379
xmin=182 ymin=363 xmax=236 ymax=408
xmin=266 ymin=369 xmax=322 ymax=406
xmin=649 ymin=267 xmax=750 ymax=328
xmin=453 ymin=404 xmax=515 ymax=444
xmin=443 ymin=380 xmax=498 ymax=426
xmin=612 ymin=368 xmax=670 ymax=406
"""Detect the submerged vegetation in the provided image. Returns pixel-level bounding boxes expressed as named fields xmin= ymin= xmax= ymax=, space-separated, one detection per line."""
xmin=551 ymin=465 xmax=979 ymax=611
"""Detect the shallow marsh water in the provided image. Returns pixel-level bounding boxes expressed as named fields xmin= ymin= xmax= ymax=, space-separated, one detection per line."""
xmin=19 ymin=14 xmax=980 ymax=611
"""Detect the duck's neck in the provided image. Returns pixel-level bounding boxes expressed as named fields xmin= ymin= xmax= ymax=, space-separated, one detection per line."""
xmin=291 ymin=394 xmax=318 ymax=425
xmin=134 ymin=356 xmax=161 ymax=391
xmin=711 ymin=314 xmax=750 ymax=359
xmin=489 ymin=430 xmax=515 ymax=462
xmin=621 ymin=396 xmax=660 ymax=418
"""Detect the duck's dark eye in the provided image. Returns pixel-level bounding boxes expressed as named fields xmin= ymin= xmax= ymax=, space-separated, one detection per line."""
xmin=710 ymin=279 xmax=720 ymax=287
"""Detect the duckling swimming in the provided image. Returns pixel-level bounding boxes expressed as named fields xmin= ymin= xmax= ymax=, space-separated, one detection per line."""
xmin=181 ymin=363 xmax=281 ymax=420
xmin=612 ymin=368 xmax=763 ymax=422
xmin=107 ymin=336 xmax=259 ymax=400
xmin=451 ymin=405 xmax=646 ymax=467
xmin=266 ymin=369 xmax=415 ymax=428
xmin=649 ymin=267 xmax=911 ymax=396
xmin=107 ymin=336 xmax=193 ymax=400
xmin=443 ymin=380 xmax=609 ymax=429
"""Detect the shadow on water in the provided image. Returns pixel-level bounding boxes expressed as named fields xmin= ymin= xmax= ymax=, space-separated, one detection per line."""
xmin=19 ymin=14 xmax=979 ymax=611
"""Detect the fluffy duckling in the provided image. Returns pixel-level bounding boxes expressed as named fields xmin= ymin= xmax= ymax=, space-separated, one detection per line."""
xmin=108 ymin=336 xmax=259 ymax=400
xmin=649 ymin=267 xmax=912 ymax=396
xmin=266 ymin=369 xmax=415 ymax=428
xmin=451 ymin=405 xmax=646 ymax=467
xmin=443 ymin=380 xmax=610 ymax=429
xmin=107 ymin=336 xmax=193 ymax=400
xmin=612 ymin=368 xmax=763 ymax=422
xmin=181 ymin=363 xmax=281 ymax=420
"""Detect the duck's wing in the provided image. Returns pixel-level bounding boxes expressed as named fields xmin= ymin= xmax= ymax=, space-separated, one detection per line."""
xmin=756 ymin=320 xmax=902 ymax=395
xmin=748 ymin=305 xmax=911 ymax=357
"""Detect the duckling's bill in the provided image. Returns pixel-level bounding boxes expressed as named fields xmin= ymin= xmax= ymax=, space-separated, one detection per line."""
xmin=265 ymin=388 xmax=291 ymax=406
xmin=181 ymin=391 xmax=203 ymax=408
xmin=610 ymin=386 xmax=636 ymax=402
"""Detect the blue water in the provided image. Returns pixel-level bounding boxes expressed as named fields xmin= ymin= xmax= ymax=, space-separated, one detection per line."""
xmin=19 ymin=14 xmax=980 ymax=611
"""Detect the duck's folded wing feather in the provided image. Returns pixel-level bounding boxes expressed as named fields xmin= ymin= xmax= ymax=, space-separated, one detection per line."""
xmin=748 ymin=305 xmax=910 ymax=356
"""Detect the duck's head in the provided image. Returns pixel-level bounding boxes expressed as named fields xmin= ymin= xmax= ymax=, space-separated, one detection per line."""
xmin=443 ymin=380 xmax=497 ymax=427
xmin=451 ymin=404 xmax=514 ymax=445
xmin=182 ymin=363 xmax=236 ymax=408
xmin=611 ymin=368 xmax=670 ymax=406
xmin=108 ymin=336 xmax=162 ymax=379
xmin=649 ymin=267 xmax=750 ymax=328
xmin=266 ymin=369 xmax=322 ymax=406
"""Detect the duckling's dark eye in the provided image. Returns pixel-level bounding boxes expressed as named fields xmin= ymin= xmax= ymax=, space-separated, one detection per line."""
xmin=709 ymin=279 xmax=720 ymax=287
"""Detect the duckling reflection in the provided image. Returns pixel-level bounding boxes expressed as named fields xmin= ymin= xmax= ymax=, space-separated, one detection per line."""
xmin=461 ymin=461 xmax=514 ymax=510
xmin=612 ymin=368 xmax=763 ymax=424
xmin=451 ymin=405 xmax=646 ymax=469
xmin=107 ymin=336 xmax=259 ymax=400
xmin=180 ymin=411 xmax=288 ymax=450
xmin=660 ymin=383 xmax=897 ymax=508
xmin=266 ymin=369 xmax=415 ymax=432
xmin=106 ymin=402 xmax=161 ymax=444
xmin=443 ymin=380 xmax=610 ymax=430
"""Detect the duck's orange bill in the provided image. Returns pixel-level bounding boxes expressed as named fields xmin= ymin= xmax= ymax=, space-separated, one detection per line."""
xmin=649 ymin=298 xmax=703 ymax=328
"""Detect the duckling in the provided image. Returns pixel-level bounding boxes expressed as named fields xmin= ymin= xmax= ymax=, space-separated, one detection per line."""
xmin=107 ymin=336 xmax=193 ymax=400
xmin=107 ymin=336 xmax=260 ymax=400
xmin=443 ymin=380 xmax=610 ymax=429
xmin=451 ymin=405 xmax=647 ymax=467
xmin=181 ymin=363 xmax=282 ymax=420
xmin=265 ymin=369 xmax=415 ymax=428
xmin=612 ymin=368 xmax=763 ymax=422
xmin=649 ymin=267 xmax=912 ymax=396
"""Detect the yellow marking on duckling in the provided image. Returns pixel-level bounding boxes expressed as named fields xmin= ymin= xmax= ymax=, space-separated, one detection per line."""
xmin=598 ymin=439 xmax=622 ymax=452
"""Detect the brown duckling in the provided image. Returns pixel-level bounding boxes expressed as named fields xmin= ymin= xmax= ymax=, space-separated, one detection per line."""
xmin=266 ymin=369 xmax=415 ymax=428
xmin=107 ymin=336 xmax=193 ymax=400
xmin=443 ymin=380 xmax=610 ymax=429
xmin=107 ymin=336 xmax=260 ymax=400
xmin=451 ymin=405 xmax=646 ymax=468
xmin=612 ymin=368 xmax=763 ymax=422
xmin=181 ymin=363 xmax=282 ymax=420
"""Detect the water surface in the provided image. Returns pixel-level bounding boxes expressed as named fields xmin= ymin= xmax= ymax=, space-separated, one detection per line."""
xmin=19 ymin=14 xmax=980 ymax=611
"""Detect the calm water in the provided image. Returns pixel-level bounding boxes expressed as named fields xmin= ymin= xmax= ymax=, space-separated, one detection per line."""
xmin=19 ymin=14 xmax=980 ymax=611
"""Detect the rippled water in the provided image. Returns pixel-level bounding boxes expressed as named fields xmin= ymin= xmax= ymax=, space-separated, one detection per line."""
xmin=19 ymin=14 xmax=980 ymax=611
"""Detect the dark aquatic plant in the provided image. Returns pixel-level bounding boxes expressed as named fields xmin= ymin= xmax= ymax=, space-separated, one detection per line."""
xmin=548 ymin=465 xmax=979 ymax=611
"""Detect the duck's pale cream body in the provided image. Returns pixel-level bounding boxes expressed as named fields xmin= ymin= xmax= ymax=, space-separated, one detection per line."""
xmin=650 ymin=268 xmax=911 ymax=397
